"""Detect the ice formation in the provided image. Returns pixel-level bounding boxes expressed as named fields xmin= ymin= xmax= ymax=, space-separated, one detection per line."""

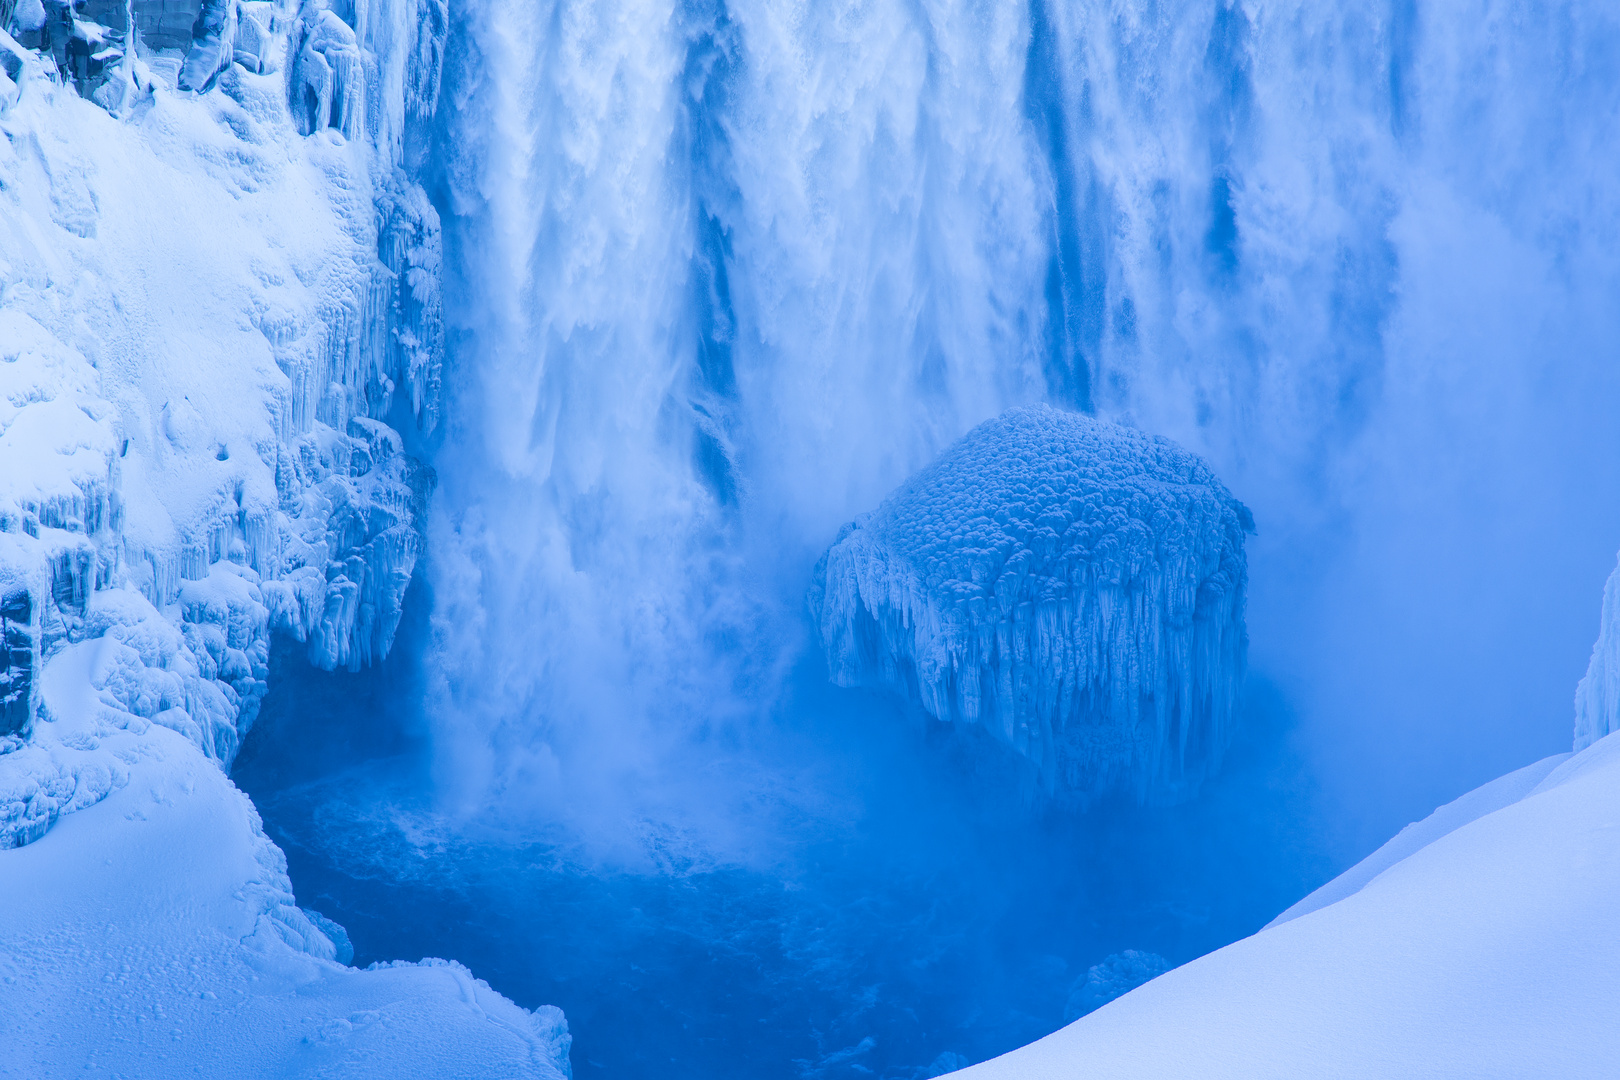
xmin=811 ymin=405 xmax=1251 ymax=803
xmin=0 ymin=636 xmax=572 ymax=1078
xmin=956 ymin=730 xmax=1620 ymax=1080
xmin=0 ymin=0 xmax=442 ymax=839
xmin=1574 ymin=549 xmax=1620 ymax=751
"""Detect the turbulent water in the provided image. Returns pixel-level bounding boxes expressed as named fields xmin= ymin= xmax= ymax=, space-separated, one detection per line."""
xmin=244 ymin=2 xmax=1620 ymax=1078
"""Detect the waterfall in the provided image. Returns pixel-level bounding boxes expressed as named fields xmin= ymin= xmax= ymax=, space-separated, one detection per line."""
xmin=428 ymin=0 xmax=1620 ymax=842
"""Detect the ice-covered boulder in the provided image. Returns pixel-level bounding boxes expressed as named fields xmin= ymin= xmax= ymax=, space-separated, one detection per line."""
xmin=810 ymin=405 xmax=1252 ymax=803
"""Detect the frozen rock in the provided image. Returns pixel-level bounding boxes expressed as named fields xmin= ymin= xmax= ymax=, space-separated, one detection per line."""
xmin=1574 ymin=549 xmax=1620 ymax=751
xmin=176 ymin=0 xmax=235 ymax=92
xmin=811 ymin=405 xmax=1252 ymax=803
xmin=1 ymin=589 xmax=36 ymax=738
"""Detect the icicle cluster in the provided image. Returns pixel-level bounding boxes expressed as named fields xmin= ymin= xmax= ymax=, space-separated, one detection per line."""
xmin=1574 ymin=549 xmax=1620 ymax=751
xmin=0 ymin=0 xmax=445 ymax=845
xmin=811 ymin=405 xmax=1252 ymax=804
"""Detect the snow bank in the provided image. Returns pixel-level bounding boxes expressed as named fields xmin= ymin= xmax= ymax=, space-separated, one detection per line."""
xmin=0 ymin=639 xmax=570 ymax=1079
xmin=949 ymin=726 xmax=1620 ymax=1079
xmin=810 ymin=405 xmax=1251 ymax=803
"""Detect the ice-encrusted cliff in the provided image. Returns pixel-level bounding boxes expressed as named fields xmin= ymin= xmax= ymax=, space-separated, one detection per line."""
xmin=810 ymin=405 xmax=1251 ymax=803
xmin=0 ymin=0 xmax=441 ymax=843
xmin=1574 ymin=550 xmax=1620 ymax=751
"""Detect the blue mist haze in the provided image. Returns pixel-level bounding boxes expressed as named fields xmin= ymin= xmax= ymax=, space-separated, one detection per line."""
xmin=238 ymin=2 xmax=1620 ymax=1077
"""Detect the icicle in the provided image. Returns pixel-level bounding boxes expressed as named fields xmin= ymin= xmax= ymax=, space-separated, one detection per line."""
xmin=810 ymin=405 xmax=1252 ymax=805
xmin=1574 ymin=550 xmax=1620 ymax=751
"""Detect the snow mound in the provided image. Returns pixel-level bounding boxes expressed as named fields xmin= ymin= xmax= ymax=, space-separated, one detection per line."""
xmin=953 ymin=730 xmax=1620 ymax=1080
xmin=0 ymin=648 xmax=570 ymax=1079
xmin=811 ymin=405 xmax=1252 ymax=803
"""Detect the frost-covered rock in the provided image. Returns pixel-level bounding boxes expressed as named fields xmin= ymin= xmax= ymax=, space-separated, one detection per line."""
xmin=176 ymin=0 xmax=236 ymax=92
xmin=1064 ymin=950 xmax=1173 ymax=1022
xmin=811 ymin=405 xmax=1252 ymax=803
xmin=288 ymin=4 xmax=363 ymax=139
xmin=1574 ymin=549 xmax=1620 ymax=751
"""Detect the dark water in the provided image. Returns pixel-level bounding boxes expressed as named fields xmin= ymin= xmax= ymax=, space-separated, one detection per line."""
xmin=234 ymin=605 xmax=1328 ymax=1080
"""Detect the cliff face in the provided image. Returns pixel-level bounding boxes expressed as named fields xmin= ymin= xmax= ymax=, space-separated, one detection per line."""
xmin=0 ymin=0 xmax=443 ymax=843
xmin=811 ymin=405 xmax=1252 ymax=805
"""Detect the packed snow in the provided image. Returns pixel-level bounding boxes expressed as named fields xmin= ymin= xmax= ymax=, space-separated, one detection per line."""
xmin=811 ymin=405 xmax=1252 ymax=803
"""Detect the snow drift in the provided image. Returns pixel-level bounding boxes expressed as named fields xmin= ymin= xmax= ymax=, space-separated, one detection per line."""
xmin=811 ymin=405 xmax=1251 ymax=802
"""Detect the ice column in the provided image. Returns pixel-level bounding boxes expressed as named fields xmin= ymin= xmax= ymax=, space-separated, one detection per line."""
xmin=1574 ymin=550 xmax=1620 ymax=751
xmin=810 ymin=405 xmax=1252 ymax=803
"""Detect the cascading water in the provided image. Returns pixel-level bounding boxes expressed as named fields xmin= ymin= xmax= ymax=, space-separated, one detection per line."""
xmin=236 ymin=2 xmax=1620 ymax=1078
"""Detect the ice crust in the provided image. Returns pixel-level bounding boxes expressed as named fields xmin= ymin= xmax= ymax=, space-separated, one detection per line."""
xmin=812 ymin=405 xmax=1251 ymax=803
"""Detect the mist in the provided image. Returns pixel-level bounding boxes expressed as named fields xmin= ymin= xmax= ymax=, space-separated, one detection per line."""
xmin=234 ymin=1 xmax=1620 ymax=1077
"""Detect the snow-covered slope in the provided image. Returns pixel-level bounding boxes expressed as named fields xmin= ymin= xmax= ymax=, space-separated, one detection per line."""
xmin=0 ymin=637 xmax=570 ymax=1080
xmin=952 ymin=729 xmax=1620 ymax=1079
xmin=810 ymin=405 xmax=1251 ymax=803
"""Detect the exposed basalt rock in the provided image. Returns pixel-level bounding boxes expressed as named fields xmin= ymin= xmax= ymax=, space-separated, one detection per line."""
xmin=811 ymin=405 xmax=1252 ymax=804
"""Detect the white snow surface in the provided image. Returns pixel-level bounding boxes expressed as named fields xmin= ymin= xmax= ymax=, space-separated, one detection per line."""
xmin=950 ymin=729 xmax=1620 ymax=1079
xmin=811 ymin=405 xmax=1251 ymax=803
xmin=0 ymin=638 xmax=571 ymax=1080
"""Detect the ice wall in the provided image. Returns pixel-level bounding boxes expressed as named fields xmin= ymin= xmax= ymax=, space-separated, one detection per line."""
xmin=0 ymin=0 xmax=446 ymax=843
xmin=434 ymin=0 xmax=1620 ymax=837
xmin=811 ymin=406 xmax=1249 ymax=802
xmin=1574 ymin=551 xmax=1620 ymax=751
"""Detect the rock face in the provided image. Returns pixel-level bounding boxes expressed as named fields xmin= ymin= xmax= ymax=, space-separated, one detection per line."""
xmin=811 ymin=405 xmax=1252 ymax=804
xmin=0 ymin=0 xmax=446 ymax=842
